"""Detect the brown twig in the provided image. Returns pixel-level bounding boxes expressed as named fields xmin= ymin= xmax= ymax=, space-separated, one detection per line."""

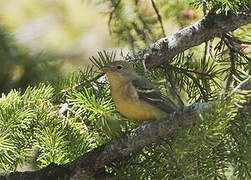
xmin=203 ymin=41 xmax=208 ymax=62
xmin=132 ymin=22 xmax=149 ymax=44
xmin=138 ymin=14 xmax=156 ymax=42
xmin=166 ymin=65 xmax=209 ymax=101
xmin=151 ymin=0 xmax=166 ymax=37
xmin=129 ymin=33 xmax=136 ymax=54
xmin=224 ymin=33 xmax=251 ymax=45
xmin=160 ymin=140 xmax=187 ymax=180
xmin=226 ymin=49 xmax=236 ymax=90
xmin=223 ymin=35 xmax=251 ymax=63
xmin=168 ymin=65 xmax=212 ymax=78
xmin=61 ymin=73 xmax=104 ymax=93
xmin=166 ymin=70 xmax=184 ymax=108
xmin=209 ymin=39 xmax=217 ymax=61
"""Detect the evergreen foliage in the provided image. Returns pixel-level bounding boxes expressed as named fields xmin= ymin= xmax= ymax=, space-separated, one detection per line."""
xmin=0 ymin=0 xmax=250 ymax=179
xmin=192 ymin=0 xmax=250 ymax=13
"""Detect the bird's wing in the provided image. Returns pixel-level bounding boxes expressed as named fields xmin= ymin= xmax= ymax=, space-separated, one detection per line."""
xmin=131 ymin=77 xmax=178 ymax=113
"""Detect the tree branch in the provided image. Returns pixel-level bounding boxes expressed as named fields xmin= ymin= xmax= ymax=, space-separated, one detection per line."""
xmin=0 ymin=103 xmax=208 ymax=180
xmin=135 ymin=11 xmax=251 ymax=67
xmin=2 ymin=78 xmax=250 ymax=179
xmin=1 ymin=74 xmax=251 ymax=180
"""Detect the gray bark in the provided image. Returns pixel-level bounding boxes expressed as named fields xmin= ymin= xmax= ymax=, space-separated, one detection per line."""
xmin=136 ymin=11 xmax=251 ymax=67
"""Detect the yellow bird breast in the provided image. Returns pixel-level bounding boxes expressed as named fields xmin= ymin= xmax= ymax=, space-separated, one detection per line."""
xmin=112 ymin=93 xmax=167 ymax=121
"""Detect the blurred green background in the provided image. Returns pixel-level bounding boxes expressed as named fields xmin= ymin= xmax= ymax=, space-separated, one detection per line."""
xmin=0 ymin=0 xmax=120 ymax=71
xmin=0 ymin=0 xmax=120 ymax=93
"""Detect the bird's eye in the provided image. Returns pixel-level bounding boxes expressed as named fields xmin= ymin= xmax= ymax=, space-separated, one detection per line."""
xmin=116 ymin=65 xmax=123 ymax=70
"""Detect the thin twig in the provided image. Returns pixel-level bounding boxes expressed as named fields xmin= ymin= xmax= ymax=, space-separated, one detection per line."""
xmin=151 ymin=0 xmax=166 ymax=37
xmin=108 ymin=0 xmax=121 ymax=34
xmin=166 ymin=70 xmax=184 ymax=108
xmin=226 ymin=49 xmax=236 ymax=90
xmin=184 ymin=72 xmax=208 ymax=101
xmin=168 ymin=65 xmax=212 ymax=78
xmin=138 ymin=14 xmax=156 ymax=42
xmin=203 ymin=41 xmax=208 ymax=62
xmin=61 ymin=73 xmax=104 ymax=93
xmin=132 ymin=22 xmax=149 ymax=44
xmin=167 ymin=65 xmax=208 ymax=101
xmin=160 ymin=140 xmax=187 ymax=180
xmin=223 ymin=35 xmax=251 ymax=63
xmin=222 ymin=36 xmax=240 ymax=90
xmin=129 ymin=33 xmax=136 ymax=54
xmin=142 ymin=55 xmax=148 ymax=72
xmin=224 ymin=33 xmax=251 ymax=45
xmin=225 ymin=76 xmax=251 ymax=99
xmin=209 ymin=39 xmax=218 ymax=61
xmin=203 ymin=1 xmax=207 ymax=15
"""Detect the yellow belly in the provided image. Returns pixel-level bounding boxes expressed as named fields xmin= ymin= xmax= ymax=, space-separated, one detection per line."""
xmin=113 ymin=96 xmax=167 ymax=121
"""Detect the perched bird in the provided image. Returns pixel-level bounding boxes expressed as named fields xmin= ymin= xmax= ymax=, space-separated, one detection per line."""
xmin=102 ymin=61 xmax=178 ymax=122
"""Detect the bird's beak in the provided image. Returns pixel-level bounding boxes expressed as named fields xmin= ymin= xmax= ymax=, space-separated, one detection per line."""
xmin=101 ymin=65 xmax=111 ymax=73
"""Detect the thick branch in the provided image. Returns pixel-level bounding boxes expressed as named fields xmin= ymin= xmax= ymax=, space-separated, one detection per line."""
xmin=0 ymin=103 xmax=207 ymax=180
xmin=136 ymin=11 xmax=251 ymax=67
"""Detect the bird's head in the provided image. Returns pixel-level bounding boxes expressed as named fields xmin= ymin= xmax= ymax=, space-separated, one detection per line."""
xmin=102 ymin=61 xmax=137 ymax=88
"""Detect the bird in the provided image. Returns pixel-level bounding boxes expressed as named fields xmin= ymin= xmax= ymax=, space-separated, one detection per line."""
xmin=102 ymin=61 xmax=178 ymax=121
